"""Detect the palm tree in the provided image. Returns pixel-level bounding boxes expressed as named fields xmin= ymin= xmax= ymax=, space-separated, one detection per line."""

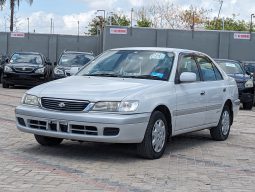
xmin=0 ymin=0 xmax=33 ymax=32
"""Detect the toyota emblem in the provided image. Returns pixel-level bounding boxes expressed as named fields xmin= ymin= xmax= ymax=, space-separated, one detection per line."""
xmin=59 ymin=102 xmax=66 ymax=108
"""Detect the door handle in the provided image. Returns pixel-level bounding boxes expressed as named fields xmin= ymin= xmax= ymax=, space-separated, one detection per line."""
xmin=200 ymin=91 xmax=206 ymax=96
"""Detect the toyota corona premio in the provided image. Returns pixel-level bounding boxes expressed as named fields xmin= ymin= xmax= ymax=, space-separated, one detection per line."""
xmin=15 ymin=47 xmax=240 ymax=159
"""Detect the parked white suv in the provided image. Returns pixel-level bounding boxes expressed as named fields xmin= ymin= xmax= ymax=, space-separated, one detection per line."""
xmin=15 ymin=48 xmax=240 ymax=159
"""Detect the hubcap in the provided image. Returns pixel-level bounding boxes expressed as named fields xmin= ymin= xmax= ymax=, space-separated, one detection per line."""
xmin=152 ymin=119 xmax=166 ymax=153
xmin=221 ymin=110 xmax=230 ymax=136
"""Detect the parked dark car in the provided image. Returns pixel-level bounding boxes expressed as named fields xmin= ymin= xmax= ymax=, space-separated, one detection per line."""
xmin=2 ymin=52 xmax=53 ymax=88
xmin=53 ymin=51 xmax=94 ymax=79
xmin=243 ymin=61 xmax=255 ymax=79
xmin=215 ymin=59 xmax=254 ymax=110
xmin=0 ymin=54 xmax=8 ymax=83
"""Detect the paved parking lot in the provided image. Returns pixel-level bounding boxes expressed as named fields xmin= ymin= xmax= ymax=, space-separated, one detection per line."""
xmin=0 ymin=85 xmax=254 ymax=192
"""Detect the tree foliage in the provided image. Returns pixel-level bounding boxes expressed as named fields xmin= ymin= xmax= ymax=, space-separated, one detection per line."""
xmin=205 ymin=15 xmax=249 ymax=31
xmin=88 ymin=13 xmax=130 ymax=35
xmin=0 ymin=0 xmax=33 ymax=32
xmin=135 ymin=7 xmax=152 ymax=27
xmin=180 ymin=6 xmax=210 ymax=29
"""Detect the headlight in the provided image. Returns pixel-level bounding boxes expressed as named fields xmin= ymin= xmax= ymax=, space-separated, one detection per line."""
xmin=4 ymin=66 xmax=12 ymax=72
xmin=92 ymin=101 xmax=139 ymax=112
xmin=22 ymin=94 xmax=40 ymax=106
xmin=245 ymin=80 xmax=254 ymax=88
xmin=119 ymin=101 xmax=139 ymax=112
xmin=35 ymin=67 xmax=45 ymax=74
xmin=54 ymin=68 xmax=64 ymax=75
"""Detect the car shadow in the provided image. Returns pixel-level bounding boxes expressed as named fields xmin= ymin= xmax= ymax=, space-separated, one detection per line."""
xmin=19 ymin=130 xmax=216 ymax=162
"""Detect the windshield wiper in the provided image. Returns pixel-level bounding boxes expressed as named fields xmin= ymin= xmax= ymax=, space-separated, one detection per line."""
xmin=122 ymin=75 xmax=163 ymax=80
xmin=84 ymin=73 xmax=121 ymax=77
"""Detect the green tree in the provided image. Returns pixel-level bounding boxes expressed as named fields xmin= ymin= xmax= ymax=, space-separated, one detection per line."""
xmin=0 ymin=0 xmax=33 ymax=32
xmin=205 ymin=15 xmax=249 ymax=31
xmin=88 ymin=16 xmax=104 ymax=36
xmin=137 ymin=17 xmax=152 ymax=27
xmin=88 ymin=14 xmax=130 ymax=35
xmin=135 ymin=7 xmax=152 ymax=27
xmin=109 ymin=14 xmax=130 ymax=26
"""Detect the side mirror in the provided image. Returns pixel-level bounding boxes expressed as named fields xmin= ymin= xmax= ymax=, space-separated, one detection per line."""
xmin=180 ymin=72 xmax=197 ymax=83
xmin=5 ymin=58 xmax=9 ymax=63
xmin=246 ymin=71 xmax=251 ymax=76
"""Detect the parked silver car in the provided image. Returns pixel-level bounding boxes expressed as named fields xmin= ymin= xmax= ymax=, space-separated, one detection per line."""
xmin=15 ymin=48 xmax=240 ymax=159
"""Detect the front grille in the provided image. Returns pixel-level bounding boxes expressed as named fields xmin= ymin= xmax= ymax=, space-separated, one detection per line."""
xmin=26 ymin=118 xmax=98 ymax=135
xmin=28 ymin=119 xmax=47 ymax=130
xmin=14 ymin=67 xmax=34 ymax=73
xmin=70 ymin=125 xmax=98 ymax=135
xmin=41 ymin=98 xmax=89 ymax=112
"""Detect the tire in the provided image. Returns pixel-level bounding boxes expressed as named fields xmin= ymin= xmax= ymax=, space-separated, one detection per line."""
xmin=210 ymin=105 xmax=231 ymax=141
xmin=2 ymin=81 xmax=9 ymax=88
xmin=137 ymin=111 xmax=168 ymax=159
xmin=243 ymin=102 xmax=253 ymax=110
xmin=34 ymin=135 xmax=63 ymax=146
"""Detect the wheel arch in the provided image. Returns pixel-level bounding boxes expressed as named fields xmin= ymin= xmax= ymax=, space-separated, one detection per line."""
xmin=152 ymin=105 xmax=172 ymax=137
xmin=224 ymin=99 xmax=234 ymax=125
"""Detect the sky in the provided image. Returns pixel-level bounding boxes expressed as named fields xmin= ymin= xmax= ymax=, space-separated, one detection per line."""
xmin=0 ymin=0 xmax=255 ymax=35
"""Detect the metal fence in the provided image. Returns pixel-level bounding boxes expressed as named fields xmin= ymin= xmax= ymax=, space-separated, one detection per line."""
xmin=1 ymin=27 xmax=255 ymax=62
xmin=0 ymin=32 xmax=101 ymax=62
xmin=103 ymin=26 xmax=255 ymax=61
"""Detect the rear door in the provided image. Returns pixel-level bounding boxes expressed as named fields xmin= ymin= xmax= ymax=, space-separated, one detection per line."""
xmin=174 ymin=54 xmax=207 ymax=132
xmin=195 ymin=55 xmax=226 ymax=125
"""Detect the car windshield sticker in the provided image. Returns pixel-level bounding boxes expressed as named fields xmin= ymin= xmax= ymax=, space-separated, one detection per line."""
xmin=150 ymin=53 xmax=165 ymax=60
xmin=226 ymin=63 xmax=236 ymax=68
xmin=151 ymin=72 xmax=164 ymax=78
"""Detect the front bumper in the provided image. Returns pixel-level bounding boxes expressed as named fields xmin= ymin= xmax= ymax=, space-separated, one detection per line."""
xmin=3 ymin=72 xmax=46 ymax=86
xmin=15 ymin=105 xmax=150 ymax=143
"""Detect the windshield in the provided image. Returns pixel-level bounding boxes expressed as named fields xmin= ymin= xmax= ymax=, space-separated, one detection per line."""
xmin=10 ymin=53 xmax=42 ymax=65
xmin=217 ymin=61 xmax=244 ymax=74
xmin=77 ymin=50 xmax=175 ymax=81
xmin=59 ymin=53 xmax=93 ymax=67
xmin=244 ymin=63 xmax=255 ymax=73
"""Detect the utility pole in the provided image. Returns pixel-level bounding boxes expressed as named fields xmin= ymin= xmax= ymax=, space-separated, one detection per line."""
xmin=78 ymin=20 xmax=80 ymax=37
xmin=4 ymin=16 xmax=7 ymax=32
xmin=96 ymin=10 xmax=106 ymax=26
xmin=250 ymin=14 xmax=255 ymax=40
xmin=50 ymin=18 xmax=53 ymax=34
xmin=215 ymin=0 xmax=223 ymax=29
xmin=222 ymin=17 xmax=225 ymax=30
xmin=131 ymin=8 xmax=134 ymax=27
xmin=217 ymin=0 xmax=223 ymax=20
xmin=131 ymin=8 xmax=134 ymax=36
xmin=27 ymin=18 xmax=30 ymax=34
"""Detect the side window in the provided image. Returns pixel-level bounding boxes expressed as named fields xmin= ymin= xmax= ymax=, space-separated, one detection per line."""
xmin=213 ymin=65 xmax=223 ymax=80
xmin=179 ymin=56 xmax=201 ymax=81
xmin=196 ymin=57 xmax=217 ymax=81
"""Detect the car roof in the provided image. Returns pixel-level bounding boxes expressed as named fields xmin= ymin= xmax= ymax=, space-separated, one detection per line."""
xmin=63 ymin=51 xmax=93 ymax=55
xmin=110 ymin=47 xmax=205 ymax=55
xmin=13 ymin=52 xmax=41 ymax=55
xmin=243 ymin=61 xmax=255 ymax=64
xmin=214 ymin=59 xmax=241 ymax=63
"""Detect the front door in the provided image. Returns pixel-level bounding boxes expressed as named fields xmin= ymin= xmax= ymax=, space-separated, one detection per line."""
xmin=174 ymin=54 xmax=207 ymax=132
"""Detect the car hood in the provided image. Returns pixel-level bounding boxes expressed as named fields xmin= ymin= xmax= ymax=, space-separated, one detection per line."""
xmin=9 ymin=63 xmax=41 ymax=68
xmin=227 ymin=73 xmax=251 ymax=82
xmin=27 ymin=76 xmax=164 ymax=101
xmin=56 ymin=66 xmax=82 ymax=75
